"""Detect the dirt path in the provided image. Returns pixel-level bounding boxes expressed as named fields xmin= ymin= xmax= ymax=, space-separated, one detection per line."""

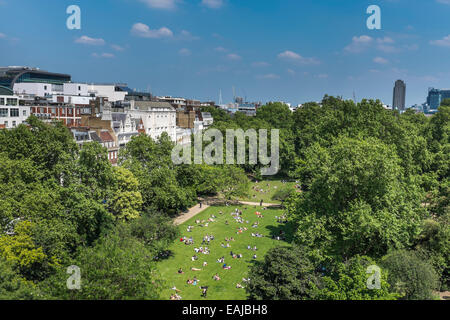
xmin=174 ymin=203 xmax=210 ymax=226
xmin=174 ymin=201 xmax=281 ymax=226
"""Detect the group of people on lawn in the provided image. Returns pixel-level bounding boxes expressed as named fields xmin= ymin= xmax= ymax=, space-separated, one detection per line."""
xmin=173 ymin=207 xmax=280 ymax=299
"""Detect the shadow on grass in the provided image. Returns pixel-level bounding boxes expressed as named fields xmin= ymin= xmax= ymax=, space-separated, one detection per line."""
xmin=153 ymin=250 xmax=174 ymax=262
xmin=264 ymin=221 xmax=296 ymax=243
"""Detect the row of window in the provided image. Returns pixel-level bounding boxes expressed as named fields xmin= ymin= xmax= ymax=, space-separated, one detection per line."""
xmin=0 ymin=108 xmax=26 ymax=117
xmin=2 ymin=121 xmax=17 ymax=127
xmin=0 ymin=98 xmax=18 ymax=106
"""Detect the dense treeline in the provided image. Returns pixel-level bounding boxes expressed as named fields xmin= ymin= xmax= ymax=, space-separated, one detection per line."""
xmin=204 ymin=97 xmax=449 ymax=300
xmin=0 ymin=95 xmax=447 ymax=300
xmin=0 ymin=116 xmax=248 ymax=299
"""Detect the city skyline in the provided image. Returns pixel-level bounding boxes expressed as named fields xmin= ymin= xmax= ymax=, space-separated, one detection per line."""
xmin=1 ymin=0 xmax=450 ymax=106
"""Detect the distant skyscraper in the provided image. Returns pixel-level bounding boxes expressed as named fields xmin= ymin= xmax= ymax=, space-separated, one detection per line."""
xmin=426 ymin=88 xmax=450 ymax=110
xmin=393 ymin=80 xmax=406 ymax=111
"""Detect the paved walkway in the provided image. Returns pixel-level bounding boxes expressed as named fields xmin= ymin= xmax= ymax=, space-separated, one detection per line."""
xmin=173 ymin=201 xmax=281 ymax=226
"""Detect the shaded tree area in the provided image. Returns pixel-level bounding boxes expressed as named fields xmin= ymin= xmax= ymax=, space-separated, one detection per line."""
xmin=243 ymin=97 xmax=449 ymax=300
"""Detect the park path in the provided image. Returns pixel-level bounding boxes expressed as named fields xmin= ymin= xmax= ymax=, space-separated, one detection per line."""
xmin=173 ymin=201 xmax=281 ymax=226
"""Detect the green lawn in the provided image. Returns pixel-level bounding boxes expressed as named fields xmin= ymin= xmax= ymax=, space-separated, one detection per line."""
xmin=156 ymin=205 xmax=292 ymax=300
xmin=239 ymin=179 xmax=296 ymax=204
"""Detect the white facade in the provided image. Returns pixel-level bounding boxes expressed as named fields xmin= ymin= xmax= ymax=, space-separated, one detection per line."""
xmin=13 ymin=82 xmax=63 ymax=97
xmin=128 ymin=101 xmax=176 ymax=141
xmin=48 ymin=95 xmax=93 ymax=105
xmin=0 ymin=95 xmax=30 ymax=129
xmin=63 ymin=83 xmax=88 ymax=96
xmin=87 ymin=84 xmax=127 ymax=102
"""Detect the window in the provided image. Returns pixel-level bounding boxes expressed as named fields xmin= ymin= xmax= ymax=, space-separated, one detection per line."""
xmin=44 ymin=85 xmax=47 ymax=90
xmin=10 ymin=109 xmax=19 ymax=117
xmin=39 ymin=107 xmax=44 ymax=114
xmin=4 ymin=121 xmax=8 ymax=127
xmin=0 ymin=108 xmax=8 ymax=117
xmin=23 ymin=110 xmax=27 ymax=116
xmin=78 ymin=86 xmax=81 ymax=91
xmin=12 ymin=121 xmax=16 ymax=127
xmin=0 ymin=98 xmax=4 ymax=105
xmin=6 ymin=98 xmax=17 ymax=106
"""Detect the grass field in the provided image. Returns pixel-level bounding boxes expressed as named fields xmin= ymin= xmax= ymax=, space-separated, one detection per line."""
xmin=156 ymin=205 xmax=293 ymax=300
xmin=239 ymin=179 xmax=296 ymax=204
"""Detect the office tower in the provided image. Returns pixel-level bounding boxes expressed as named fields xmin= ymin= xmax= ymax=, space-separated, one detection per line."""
xmin=393 ymin=80 xmax=406 ymax=111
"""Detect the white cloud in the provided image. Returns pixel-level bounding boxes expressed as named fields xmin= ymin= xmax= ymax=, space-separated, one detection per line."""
xmin=139 ymin=0 xmax=176 ymax=10
xmin=251 ymin=61 xmax=270 ymax=68
xmin=202 ymin=0 xmax=224 ymax=9
xmin=111 ymin=44 xmax=125 ymax=51
xmin=287 ymin=69 xmax=295 ymax=75
xmin=316 ymin=74 xmax=328 ymax=79
xmin=0 ymin=32 xmax=6 ymax=39
xmin=215 ymin=46 xmax=227 ymax=52
xmin=437 ymin=0 xmax=450 ymax=4
xmin=131 ymin=23 xmax=173 ymax=38
xmin=430 ymin=35 xmax=450 ymax=47
xmin=92 ymin=53 xmax=115 ymax=58
xmin=256 ymin=73 xmax=280 ymax=80
xmin=277 ymin=50 xmax=320 ymax=65
xmin=227 ymin=53 xmax=241 ymax=61
xmin=179 ymin=48 xmax=191 ymax=56
xmin=344 ymin=35 xmax=373 ymax=53
xmin=75 ymin=36 xmax=105 ymax=46
xmin=373 ymin=57 xmax=389 ymax=64
xmin=178 ymin=30 xmax=200 ymax=41
xmin=345 ymin=35 xmax=401 ymax=53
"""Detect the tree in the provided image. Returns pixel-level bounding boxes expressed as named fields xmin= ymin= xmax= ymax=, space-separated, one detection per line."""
xmin=315 ymin=256 xmax=399 ymax=300
xmin=246 ymin=246 xmax=320 ymax=300
xmin=109 ymin=167 xmax=143 ymax=221
xmin=380 ymin=250 xmax=439 ymax=300
xmin=0 ymin=221 xmax=59 ymax=281
xmin=42 ymin=231 xmax=163 ymax=300
xmin=0 ymin=257 xmax=42 ymax=299
xmin=288 ymin=137 xmax=426 ymax=259
xmin=256 ymin=102 xmax=294 ymax=129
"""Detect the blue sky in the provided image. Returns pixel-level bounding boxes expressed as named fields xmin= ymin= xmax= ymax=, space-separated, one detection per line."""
xmin=1 ymin=0 xmax=450 ymax=106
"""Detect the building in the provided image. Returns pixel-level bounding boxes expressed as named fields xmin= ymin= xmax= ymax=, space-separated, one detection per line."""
xmin=0 ymin=89 xmax=31 ymax=129
xmin=86 ymin=84 xmax=129 ymax=102
xmin=426 ymin=88 xmax=450 ymax=110
xmin=393 ymin=80 xmax=406 ymax=111
xmin=108 ymin=111 xmax=140 ymax=148
xmin=0 ymin=66 xmax=71 ymax=89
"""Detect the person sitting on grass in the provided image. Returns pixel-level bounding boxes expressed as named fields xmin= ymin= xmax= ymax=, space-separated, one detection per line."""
xmin=203 ymin=261 xmax=208 ymax=267
xmin=236 ymin=283 xmax=244 ymax=289
xmin=253 ymin=254 xmax=257 ymax=259
xmin=213 ymin=274 xmax=221 ymax=281
xmin=178 ymin=268 xmax=184 ymax=274
xmin=223 ymin=264 xmax=232 ymax=270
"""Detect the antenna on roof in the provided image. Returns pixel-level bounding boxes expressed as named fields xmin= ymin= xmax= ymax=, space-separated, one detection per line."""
xmin=219 ymin=89 xmax=223 ymax=105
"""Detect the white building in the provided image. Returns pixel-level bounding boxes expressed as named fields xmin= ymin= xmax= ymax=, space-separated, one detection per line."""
xmin=127 ymin=100 xmax=176 ymax=142
xmin=13 ymin=82 xmax=127 ymax=102
xmin=0 ymin=95 xmax=30 ymax=129
xmin=87 ymin=84 xmax=128 ymax=102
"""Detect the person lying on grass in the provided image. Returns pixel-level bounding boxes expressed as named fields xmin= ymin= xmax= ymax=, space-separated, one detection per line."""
xmin=236 ymin=283 xmax=244 ymax=289
xmin=191 ymin=267 xmax=202 ymax=271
